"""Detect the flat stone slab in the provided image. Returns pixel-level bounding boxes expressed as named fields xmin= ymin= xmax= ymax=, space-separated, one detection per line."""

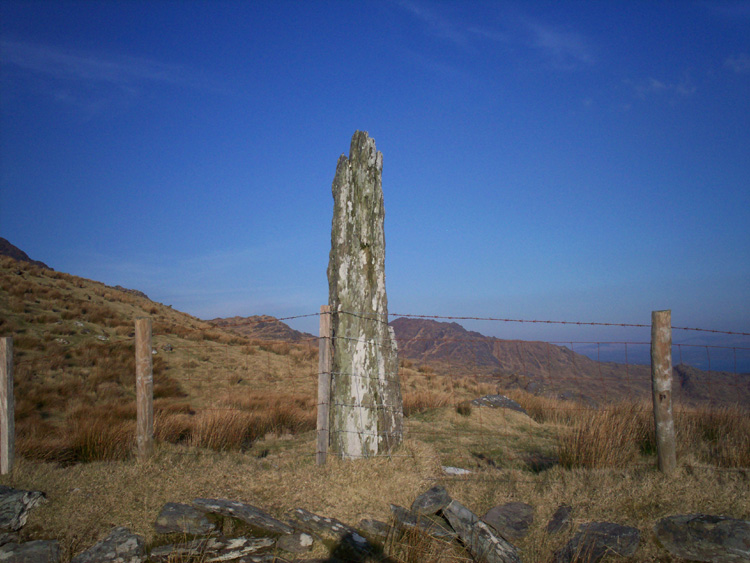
xmin=277 ymin=532 xmax=314 ymax=554
xmin=71 ymin=527 xmax=145 ymax=563
xmin=0 ymin=540 xmax=60 ymax=563
xmin=192 ymin=499 xmax=294 ymax=535
xmin=0 ymin=486 xmax=47 ymax=532
xmin=442 ymin=466 xmax=471 ymax=476
xmin=555 ymin=522 xmax=640 ymax=563
xmin=357 ymin=519 xmax=390 ymax=539
xmin=410 ymin=485 xmax=451 ymax=516
xmin=149 ymin=537 xmax=274 ymax=562
xmin=442 ymin=500 xmax=521 ymax=563
xmin=654 ymin=514 xmax=750 ymax=563
xmin=471 ymin=395 xmax=528 ymax=416
xmin=390 ymin=504 xmax=456 ymax=540
xmin=154 ymin=502 xmax=216 ymax=535
xmin=483 ymin=502 xmax=534 ymax=540
xmin=291 ymin=508 xmax=372 ymax=558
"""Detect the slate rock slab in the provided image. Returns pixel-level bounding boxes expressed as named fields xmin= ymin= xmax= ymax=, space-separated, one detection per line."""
xmin=0 ymin=486 xmax=47 ymax=532
xmin=0 ymin=540 xmax=60 ymax=563
xmin=555 ymin=522 xmax=640 ymax=563
xmin=357 ymin=519 xmax=390 ymax=539
xmin=154 ymin=502 xmax=216 ymax=535
xmin=546 ymin=505 xmax=573 ymax=535
xmin=654 ymin=514 xmax=750 ymax=563
xmin=149 ymin=536 xmax=274 ymax=562
xmin=192 ymin=499 xmax=294 ymax=535
xmin=390 ymin=504 xmax=456 ymax=540
xmin=442 ymin=500 xmax=521 ymax=563
xmin=471 ymin=395 xmax=528 ymax=416
xmin=483 ymin=502 xmax=534 ymax=541
xmin=410 ymin=485 xmax=451 ymax=515
xmin=277 ymin=532 xmax=314 ymax=554
xmin=71 ymin=527 xmax=145 ymax=563
xmin=291 ymin=508 xmax=372 ymax=558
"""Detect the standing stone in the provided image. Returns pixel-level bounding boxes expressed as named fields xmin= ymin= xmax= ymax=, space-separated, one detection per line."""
xmin=327 ymin=131 xmax=403 ymax=458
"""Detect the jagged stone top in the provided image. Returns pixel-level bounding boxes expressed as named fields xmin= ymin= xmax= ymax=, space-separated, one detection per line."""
xmin=346 ymin=130 xmax=383 ymax=172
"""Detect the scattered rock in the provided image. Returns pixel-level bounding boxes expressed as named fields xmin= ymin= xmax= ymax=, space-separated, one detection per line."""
xmin=442 ymin=500 xmax=521 ymax=563
xmin=357 ymin=519 xmax=390 ymax=539
xmin=555 ymin=522 xmax=640 ymax=563
xmin=277 ymin=532 xmax=314 ymax=554
xmin=483 ymin=502 xmax=534 ymax=540
xmin=0 ymin=540 xmax=60 ymax=563
xmin=654 ymin=513 xmax=750 ymax=563
xmin=410 ymin=485 xmax=451 ymax=516
xmin=442 ymin=466 xmax=471 ymax=476
xmin=154 ymin=502 xmax=216 ymax=535
xmin=389 ymin=504 xmax=456 ymax=540
xmin=192 ymin=499 xmax=294 ymax=535
xmin=546 ymin=505 xmax=573 ymax=535
xmin=161 ymin=344 xmax=173 ymax=352
xmin=471 ymin=395 xmax=528 ymax=416
xmin=54 ymin=338 xmax=69 ymax=345
xmin=71 ymin=527 xmax=144 ymax=563
xmin=95 ymin=335 xmax=108 ymax=342
xmin=149 ymin=536 xmax=274 ymax=562
xmin=0 ymin=486 xmax=47 ymax=532
xmin=291 ymin=508 xmax=360 ymax=544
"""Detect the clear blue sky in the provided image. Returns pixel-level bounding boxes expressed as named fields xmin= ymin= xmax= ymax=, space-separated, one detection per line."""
xmin=2 ymin=1 xmax=749 ymax=344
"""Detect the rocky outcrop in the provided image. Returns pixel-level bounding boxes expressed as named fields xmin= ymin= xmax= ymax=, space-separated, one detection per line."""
xmin=0 ymin=486 xmax=47 ymax=532
xmin=70 ymin=527 xmax=145 ymax=563
xmin=554 ymin=521 xmax=640 ymax=563
xmin=327 ymin=131 xmax=403 ymax=458
xmin=442 ymin=500 xmax=521 ymax=563
xmin=471 ymin=395 xmax=528 ymax=416
xmin=154 ymin=502 xmax=216 ymax=535
xmin=654 ymin=514 xmax=750 ymax=562
xmin=482 ymin=502 xmax=534 ymax=541
xmin=0 ymin=539 xmax=60 ymax=563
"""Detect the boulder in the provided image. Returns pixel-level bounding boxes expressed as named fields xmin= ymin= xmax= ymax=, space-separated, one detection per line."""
xmin=389 ymin=504 xmax=456 ymax=540
xmin=192 ymin=499 xmax=294 ymax=535
xmin=442 ymin=500 xmax=521 ymax=563
xmin=483 ymin=502 xmax=534 ymax=540
xmin=71 ymin=527 xmax=144 ymax=563
xmin=546 ymin=505 xmax=572 ymax=535
xmin=0 ymin=486 xmax=48 ymax=532
xmin=471 ymin=395 xmax=528 ymax=416
xmin=357 ymin=519 xmax=390 ymax=539
xmin=0 ymin=540 xmax=60 ymax=563
xmin=654 ymin=513 xmax=750 ymax=562
xmin=410 ymin=485 xmax=451 ymax=515
xmin=555 ymin=522 xmax=640 ymax=563
xmin=277 ymin=532 xmax=314 ymax=554
xmin=149 ymin=537 xmax=274 ymax=562
xmin=154 ymin=502 xmax=216 ymax=535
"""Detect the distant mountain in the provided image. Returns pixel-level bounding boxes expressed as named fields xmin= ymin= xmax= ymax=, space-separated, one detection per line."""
xmin=389 ymin=317 xmax=749 ymax=407
xmin=209 ymin=315 xmax=314 ymax=342
xmin=0 ymin=237 xmax=51 ymax=269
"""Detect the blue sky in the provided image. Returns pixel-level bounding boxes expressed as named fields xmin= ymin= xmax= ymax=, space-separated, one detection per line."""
xmin=1 ymin=1 xmax=749 ymax=346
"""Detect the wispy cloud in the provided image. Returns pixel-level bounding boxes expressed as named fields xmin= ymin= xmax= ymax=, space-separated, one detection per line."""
xmin=1 ymin=39 xmax=219 ymax=114
xmin=395 ymin=0 xmax=468 ymax=46
xmin=627 ymin=76 xmax=696 ymax=100
xmin=725 ymin=53 xmax=750 ymax=73
xmin=523 ymin=20 xmax=594 ymax=69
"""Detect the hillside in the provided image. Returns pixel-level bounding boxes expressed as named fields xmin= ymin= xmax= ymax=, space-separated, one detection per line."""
xmin=0 ymin=237 xmax=51 ymax=270
xmin=209 ymin=315 xmax=314 ymax=342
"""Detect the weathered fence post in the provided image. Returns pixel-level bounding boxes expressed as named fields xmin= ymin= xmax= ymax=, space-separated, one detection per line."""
xmin=316 ymin=305 xmax=332 ymax=465
xmin=651 ymin=310 xmax=676 ymax=473
xmin=135 ymin=317 xmax=154 ymax=460
xmin=1 ymin=337 xmax=14 ymax=475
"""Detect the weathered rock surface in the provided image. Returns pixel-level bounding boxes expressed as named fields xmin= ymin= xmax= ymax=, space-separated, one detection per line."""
xmin=483 ymin=502 xmax=534 ymax=540
xmin=471 ymin=395 xmax=528 ymax=416
xmin=277 ymin=532 xmax=314 ymax=554
xmin=555 ymin=522 xmax=640 ymax=563
xmin=70 ymin=527 xmax=144 ymax=563
xmin=357 ymin=519 xmax=389 ymax=539
xmin=192 ymin=499 xmax=294 ymax=535
xmin=154 ymin=502 xmax=216 ymax=535
xmin=292 ymin=508 xmax=373 ymax=560
xmin=410 ymin=485 xmax=451 ymax=516
xmin=546 ymin=505 xmax=573 ymax=535
xmin=389 ymin=504 xmax=456 ymax=540
xmin=149 ymin=537 xmax=274 ymax=562
xmin=653 ymin=514 xmax=750 ymax=563
xmin=327 ymin=130 xmax=403 ymax=459
xmin=442 ymin=500 xmax=521 ymax=563
xmin=0 ymin=540 xmax=60 ymax=563
xmin=0 ymin=486 xmax=47 ymax=532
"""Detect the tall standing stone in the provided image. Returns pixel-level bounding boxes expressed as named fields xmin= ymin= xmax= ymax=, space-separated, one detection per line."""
xmin=327 ymin=131 xmax=403 ymax=458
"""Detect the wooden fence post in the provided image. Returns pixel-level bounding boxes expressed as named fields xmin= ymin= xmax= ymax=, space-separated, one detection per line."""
xmin=651 ymin=310 xmax=676 ymax=473
xmin=316 ymin=305 xmax=332 ymax=465
xmin=1 ymin=338 xmax=14 ymax=475
xmin=135 ymin=317 xmax=154 ymax=460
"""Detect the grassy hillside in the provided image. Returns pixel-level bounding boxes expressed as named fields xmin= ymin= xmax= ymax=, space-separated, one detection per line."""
xmin=2 ymin=255 xmax=749 ymax=562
